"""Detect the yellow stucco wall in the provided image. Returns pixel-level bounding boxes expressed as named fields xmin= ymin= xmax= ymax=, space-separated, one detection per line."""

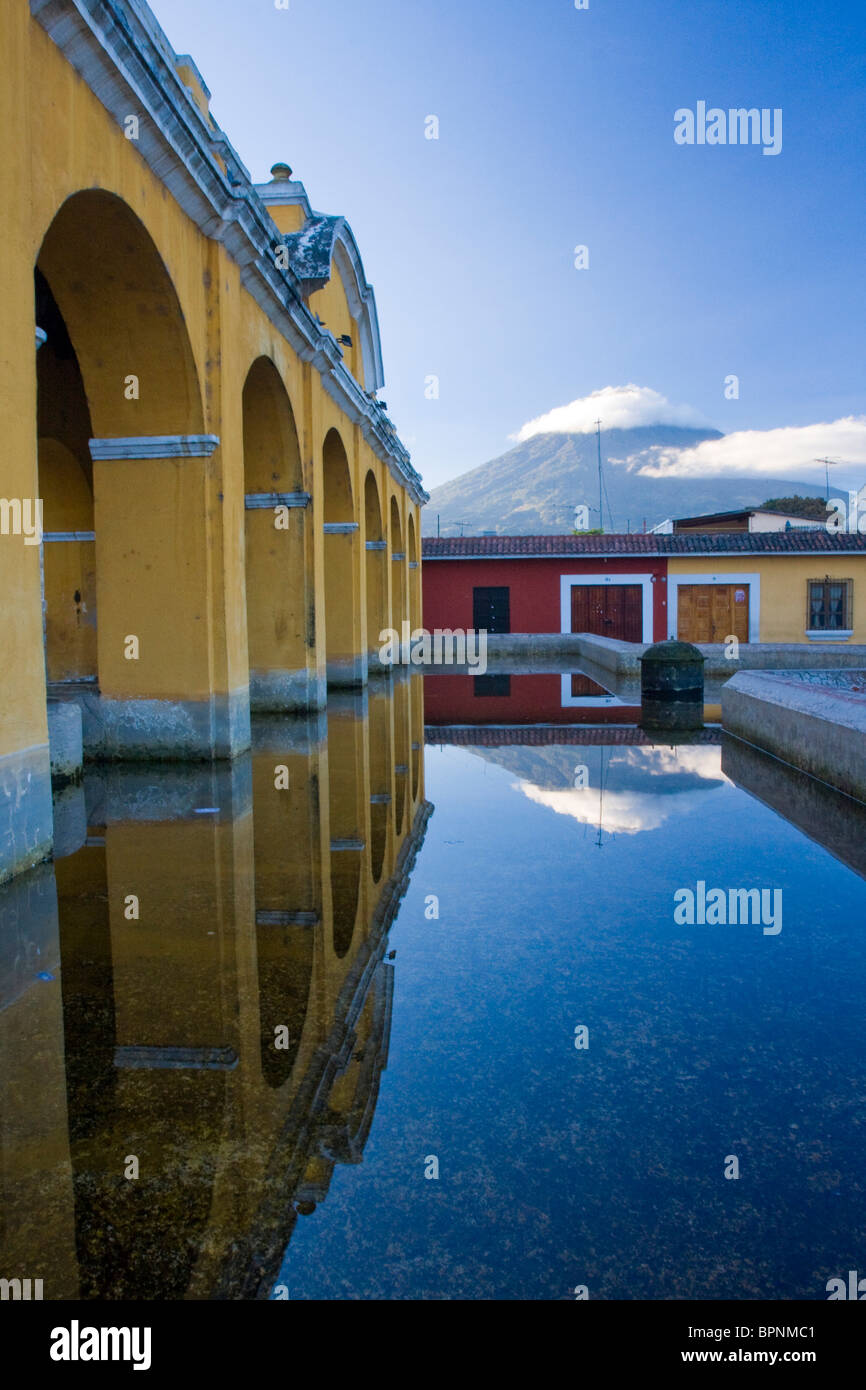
xmin=667 ymin=555 xmax=866 ymax=642
xmin=0 ymin=0 xmax=423 ymax=771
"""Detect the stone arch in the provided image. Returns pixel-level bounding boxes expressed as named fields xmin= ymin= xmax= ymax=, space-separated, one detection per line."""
xmin=34 ymin=192 xmax=232 ymax=758
xmin=242 ymin=357 xmax=311 ymax=709
xmin=36 ymin=191 xmax=203 ymax=437
xmin=389 ymin=495 xmax=405 ymax=636
xmin=364 ymin=471 xmax=387 ymax=657
xmin=323 ymin=429 xmax=360 ymax=685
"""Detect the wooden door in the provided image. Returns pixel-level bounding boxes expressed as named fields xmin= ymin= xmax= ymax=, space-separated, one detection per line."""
xmin=678 ymin=584 xmax=749 ymax=643
xmin=571 ymin=584 xmax=642 ymax=641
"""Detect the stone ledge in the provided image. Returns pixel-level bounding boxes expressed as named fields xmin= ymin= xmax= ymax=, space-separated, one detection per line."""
xmin=721 ymin=669 xmax=866 ymax=801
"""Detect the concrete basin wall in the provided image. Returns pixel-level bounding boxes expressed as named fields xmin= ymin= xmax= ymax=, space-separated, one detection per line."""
xmin=721 ymin=670 xmax=866 ymax=801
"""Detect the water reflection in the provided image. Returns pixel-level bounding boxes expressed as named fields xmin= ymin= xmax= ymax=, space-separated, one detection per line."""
xmin=0 ymin=675 xmax=429 ymax=1300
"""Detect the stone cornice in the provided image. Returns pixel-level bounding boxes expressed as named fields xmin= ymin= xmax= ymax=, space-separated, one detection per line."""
xmin=31 ymin=0 xmax=428 ymax=508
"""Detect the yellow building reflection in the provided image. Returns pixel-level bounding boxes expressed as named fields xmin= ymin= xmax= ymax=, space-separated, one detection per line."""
xmin=0 ymin=680 xmax=429 ymax=1300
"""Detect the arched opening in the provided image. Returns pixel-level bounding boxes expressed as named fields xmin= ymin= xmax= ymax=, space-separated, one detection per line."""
xmin=364 ymin=472 xmax=387 ymax=658
xmin=323 ymin=429 xmax=360 ymax=685
xmin=243 ymin=358 xmax=310 ymax=710
xmin=408 ymin=513 xmax=421 ymax=634
xmin=35 ymin=269 xmax=97 ymax=685
xmin=390 ymin=496 xmax=405 ymax=636
xmin=37 ymin=193 xmax=203 ymax=437
xmin=35 ymin=192 xmax=219 ymax=758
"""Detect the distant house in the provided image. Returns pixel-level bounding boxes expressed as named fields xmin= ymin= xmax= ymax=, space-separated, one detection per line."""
xmin=651 ymin=508 xmax=822 ymax=534
xmin=421 ymin=532 xmax=866 ymax=644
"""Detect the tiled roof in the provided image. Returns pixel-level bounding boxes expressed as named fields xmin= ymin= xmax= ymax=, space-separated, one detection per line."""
xmin=422 ymin=532 xmax=866 ymax=558
xmin=424 ymin=727 xmax=724 ymax=746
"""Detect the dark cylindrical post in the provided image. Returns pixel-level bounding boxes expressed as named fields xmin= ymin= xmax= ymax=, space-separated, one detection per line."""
xmin=640 ymin=640 xmax=705 ymax=731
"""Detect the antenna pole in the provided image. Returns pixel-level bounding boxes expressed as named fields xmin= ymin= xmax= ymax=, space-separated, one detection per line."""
xmin=595 ymin=418 xmax=603 ymax=534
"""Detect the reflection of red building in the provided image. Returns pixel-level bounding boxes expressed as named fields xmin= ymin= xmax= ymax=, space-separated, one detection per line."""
xmin=422 ymin=537 xmax=668 ymax=641
xmin=423 ymin=672 xmax=642 ymax=726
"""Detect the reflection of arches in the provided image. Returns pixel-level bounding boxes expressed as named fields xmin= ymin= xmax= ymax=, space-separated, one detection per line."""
xmin=243 ymin=359 xmax=310 ymax=710
xmin=331 ymin=853 xmax=361 ymax=959
xmin=393 ymin=675 xmax=409 ymax=835
xmin=367 ymin=683 xmax=392 ymax=884
xmin=251 ymin=737 xmax=319 ymax=1088
xmin=410 ymin=672 xmax=423 ymax=805
xmin=323 ymin=429 xmax=360 ymax=685
xmin=364 ymin=471 xmax=387 ymax=655
xmin=390 ymin=496 xmax=405 ymax=635
xmin=327 ymin=699 xmax=364 ymax=959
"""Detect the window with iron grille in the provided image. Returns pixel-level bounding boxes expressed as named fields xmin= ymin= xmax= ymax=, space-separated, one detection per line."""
xmin=807 ymin=577 xmax=853 ymax=631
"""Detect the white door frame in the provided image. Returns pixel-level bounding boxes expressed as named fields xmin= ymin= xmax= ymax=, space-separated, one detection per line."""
xmin=667 ymin=571 xmax=761 ymax=643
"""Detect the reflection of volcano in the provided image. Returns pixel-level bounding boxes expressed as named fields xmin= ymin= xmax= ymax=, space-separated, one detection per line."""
xmin=467 ymin=744 xmax=727 ymax=836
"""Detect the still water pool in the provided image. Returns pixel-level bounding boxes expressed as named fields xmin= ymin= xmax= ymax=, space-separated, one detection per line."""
xmin=1 ymin=678 xmax=865 ymax=1300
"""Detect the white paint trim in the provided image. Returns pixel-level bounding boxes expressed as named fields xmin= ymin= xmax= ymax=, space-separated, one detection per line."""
xmin=90 ymin=435 xmax=220 ymax=460
xmin=323 ymin=522 xmax=359 ymax=535
xmin=806 ymin=629 xmax=853 ymax=641
xmin=667 ymin=571 xmax=761 ymax=643
xmin=43 ymin=531 xmax=95 ymax=543
xmin=560 ymin=675 xmax=624 ymax=709
xmin=559 ymin=572 xmax=655 ymax=642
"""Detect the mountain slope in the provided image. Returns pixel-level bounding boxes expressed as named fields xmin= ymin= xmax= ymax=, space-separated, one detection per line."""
xmin=423 ymin=427 xmax=826 ymax=534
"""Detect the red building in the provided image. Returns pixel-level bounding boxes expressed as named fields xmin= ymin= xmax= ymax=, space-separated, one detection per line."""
xmin=422 ymin=535 xmax=669 ymax=642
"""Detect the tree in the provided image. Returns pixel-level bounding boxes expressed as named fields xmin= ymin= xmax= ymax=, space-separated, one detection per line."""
xmin=760 ymin=495 xmax=827 ymax=520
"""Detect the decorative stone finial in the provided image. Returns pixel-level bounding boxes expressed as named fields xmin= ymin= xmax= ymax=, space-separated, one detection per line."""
xmin=270 ymin=162 xmax=293 ymax=182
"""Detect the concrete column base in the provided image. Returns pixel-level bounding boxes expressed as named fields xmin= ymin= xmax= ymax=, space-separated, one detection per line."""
xmin=0 ymin=744 xmax=53 ymax=885
xmin=47 ymin=699 xmax=83 ymax=784
xmin=47 ymin=686 xmax=252 ymax=762
xmin=326 ymin=653 xmax=367 ymax=688
xmin=250 ymin=667 xmax=326 ymax=712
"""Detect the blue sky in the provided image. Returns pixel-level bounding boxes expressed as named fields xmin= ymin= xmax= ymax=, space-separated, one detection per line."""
xmin=149 ymin=0 xmax=866 ymax=492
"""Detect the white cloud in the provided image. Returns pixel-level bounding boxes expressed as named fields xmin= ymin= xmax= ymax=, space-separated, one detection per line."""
xmin=638 ymin=417 xmax=866 ymax=480
xmin=514 ymin=385 xmax=711 ymax=442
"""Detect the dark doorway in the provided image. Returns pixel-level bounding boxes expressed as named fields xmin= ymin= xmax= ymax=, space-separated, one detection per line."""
xmin=473 ymin=586 xmax=510 ymax=634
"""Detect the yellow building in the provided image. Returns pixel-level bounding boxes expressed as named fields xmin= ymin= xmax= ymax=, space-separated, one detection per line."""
xmin=0 ymin=0 xmax=426 ymax=882
xmin=666 ymin=547 xmax=865 ymax=645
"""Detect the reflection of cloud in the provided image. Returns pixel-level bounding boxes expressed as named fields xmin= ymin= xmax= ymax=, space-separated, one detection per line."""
xmin=514 ymin=385 xmax=709 ymax=441
xmin=516 ymin=781 xmax=725 ymax=834
xmin=622 ymin=745 xmax=728 ymax=780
